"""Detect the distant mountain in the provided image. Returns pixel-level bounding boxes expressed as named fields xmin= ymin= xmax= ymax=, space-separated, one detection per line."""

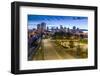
xmin=80 ymin=29 xmax=88 ymax=31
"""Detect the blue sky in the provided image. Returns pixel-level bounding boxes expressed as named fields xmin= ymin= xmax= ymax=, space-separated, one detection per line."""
xmin=28 ymin=15 xmax=88 ymax=30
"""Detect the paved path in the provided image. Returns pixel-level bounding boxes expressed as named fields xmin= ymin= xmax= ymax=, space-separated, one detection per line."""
xmin=42 ymin=39 xmax=62 ymax=60
xmin=42 ymin=39 xmax=75 ymax=60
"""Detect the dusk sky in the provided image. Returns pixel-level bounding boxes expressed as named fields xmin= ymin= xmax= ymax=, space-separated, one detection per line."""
xmin=28 ymin=15 xmax=88 ymax=30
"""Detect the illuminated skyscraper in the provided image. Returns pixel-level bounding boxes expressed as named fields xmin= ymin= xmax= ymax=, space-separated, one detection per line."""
xmin=41 ymin=22 xmax=46 ymax=30
xmin=37 ymin=22 xmax=46 ymax=31
xmin=60 ymin=25 xmax=63 ymax=30
xmin=47 ymin=26 xmax=49 ymax=31
xmin=37 ymin=24 xmax=41 ymax=29
xmin=73 ymin=26 xmax=76 ymax=30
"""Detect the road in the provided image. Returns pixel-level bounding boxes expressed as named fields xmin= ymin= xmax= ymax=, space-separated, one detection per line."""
xmin=43 ymin=39 xmax=62 ymax=60
xmin=32 ymin=38 xmax=75 ymax=60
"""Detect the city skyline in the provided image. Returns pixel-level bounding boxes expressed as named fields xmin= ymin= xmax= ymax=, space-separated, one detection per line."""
xmin=28 ymin=15 xmax=88 ymax=30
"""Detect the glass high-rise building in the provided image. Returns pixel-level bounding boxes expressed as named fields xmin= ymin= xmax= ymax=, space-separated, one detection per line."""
xmin=37 ymin=22 xmax=46 ymax=30
xmin=41 ymin=22 xmax=46 ymax=30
